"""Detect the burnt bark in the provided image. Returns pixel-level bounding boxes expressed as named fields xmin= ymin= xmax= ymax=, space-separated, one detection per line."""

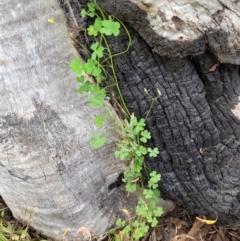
xmin=110 ymin=29 xmax=240 ymax=223
xmin=72 ymin=0 xmax=240 ymax=224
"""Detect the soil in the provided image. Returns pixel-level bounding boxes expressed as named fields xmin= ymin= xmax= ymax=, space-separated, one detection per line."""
xmin=1 ymin=196 xmax=240 ymax=241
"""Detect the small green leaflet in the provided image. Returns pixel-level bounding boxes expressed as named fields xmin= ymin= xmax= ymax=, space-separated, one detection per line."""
xmin=150 ymin=217 xmax=158 ymax=227
xmin=136 ymin=204 xmax=148 ymax=217
xmin=135 ymin=145 xmax=147 ymax=156
xmin=87 ymin=94 xmax=104 ymax=107
xmin=94 ymin=115 xmax=106 ymax=127
xmin=147 ymin=147 xmax=160 ymax=157
xmin=148 ymin=171 xmax=161 ymax=189
xmin=83 ymin=59 xmax=101 ymax=77
xmin=133 ymin=225 xmax=149 ymax=240
xmin=76 ymin=76 xmax=84 ymax=83
xmin=116 ymin=219 xmax=126 ymax=227
xmin=87 ymin=2 xmax=96 ymax=12
xmin=143 ymin=189 xmax=153 ymax=199
xmin=87 ymin=25 xmax=98 ymax=36
xmin=90 ymin=42 xmax=104 ymax=60
xmin=100 ymin=19 xmax=120 ymax=36
xmin=90 ymin=132 xmax=106 ymax=148
xmin=140 ymin=130 xmax=151 ymax=143
xmin=94 ymin=18 xmax=102 ymax=31
xmin=114 ymin=146 xmax=129 ymax=160
xmin=154 ymin=207 xmax=163 ymax=217
xmin=78 ymin=81 xmax=92 ymax=94
xmin=87 ymin=87 xmax=106 ymax=107
xmin=134 ymin=118 xmax=146 ymax=133
xmin=126 ymin=182 xmax=136 ymax=193
xmin=80 ymin=9 xmax=87 ymax=18
xmin=70 ymin=58 xmax=83 ymax=75
xmin=80 ymin=3 xmax=96 ymax=18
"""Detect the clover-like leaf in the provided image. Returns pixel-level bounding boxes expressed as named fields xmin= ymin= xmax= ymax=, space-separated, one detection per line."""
xmin=87 ymin=94 xmax=103 ymax=107
xmin=135 ymin=145 xmax=147 ymax=156
xmin=90 ymin=42 xmax=104 ymax=60
xmin=90 ymin=85 xmax=105 ymax=98
xmin=83 ymin=59 xmax=101 ymax=77
xmin=150 ymin=217 xmax=158 ymax=227
xmin=148 ymin=147 xmax=160 ymax=157
xmin=126 ymin=182 xmax=136 ymax=193
xmin=132 ymin=158 xmax=143 ymax=173
xmin=70 ymin=58 xmax=84 ymax=75
xmin=87 ymin=25 xmax=98 ymax=36
xmin=154 ymin=207 xmax=163 ymax=217
xmin=140 ymin=130 xmax=151 ymax=143
xmin=94 ymin=115 xmax=106 ymax=127
xmin=78 ymin=81 xmax=92 ymax=94
xmin=90 ymin=132 xmax=106 ymax=148
xmin=134 ymin=118 xmax=146 ymax=133
xmin=116 ymin=219 xmax=126 ymax=227
xmin=133 ymin=225 xmax=149 ymax=240
xmin=86 ymin=86 xmax=105 ymax=107
xmin=148 ymin=171 xmax=161 ymax=189
xmin=136 ymin=204 xmax=148 ymax=217
xmin=115 ymin=146 xmax=130 ymax=160
xmin=100 ymin=19 xmax=120 ymax=36
xmin=143 ymin=189 xmax=153 ymax=199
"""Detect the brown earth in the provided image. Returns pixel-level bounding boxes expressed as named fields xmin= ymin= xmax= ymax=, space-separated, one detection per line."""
xmin=1 ymin=196 xmax=240 ymax=241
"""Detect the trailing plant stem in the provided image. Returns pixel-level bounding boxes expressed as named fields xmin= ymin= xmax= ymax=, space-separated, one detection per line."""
xmin=70 ymin=2 xmax=162 ymax=240
xmin=102 ymin=34 xmax=131 ymax=117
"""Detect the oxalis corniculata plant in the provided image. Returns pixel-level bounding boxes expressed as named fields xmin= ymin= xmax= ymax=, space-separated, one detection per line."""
xmin=69 ymin=1 xmax=163 ymax=240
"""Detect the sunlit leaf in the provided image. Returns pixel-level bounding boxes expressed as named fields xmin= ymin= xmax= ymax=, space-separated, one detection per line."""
xmin=196 ymin=216 xmax=218 ymax=224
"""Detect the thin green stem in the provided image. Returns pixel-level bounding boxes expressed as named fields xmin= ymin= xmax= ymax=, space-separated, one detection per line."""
xmin=101 ymin=16 xmax=132 ymax=66
xmin=70 ymin=36 xmax=90 ymax=55
xmin=95 ymin=1 xmax=107 ymax=20
xmin=104 ymin=83 xmax=117 ymax=89
xmin=102 ymin=34 xmax=131 ymax=117
xmin=145 ymin=98 xmax=155 ymax=120
xmin=111 ymin=16 xmax=132 ymax=57
xmin=144 ymin=88 xmax=161 ymax=120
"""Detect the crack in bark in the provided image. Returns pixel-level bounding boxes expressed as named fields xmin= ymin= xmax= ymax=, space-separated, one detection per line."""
xmin=217 ymin=0 xmax=240 ymax=19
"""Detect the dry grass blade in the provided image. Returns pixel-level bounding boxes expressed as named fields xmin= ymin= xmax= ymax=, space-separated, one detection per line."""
xmin=149 ymin=230 xmax=157 ymax=241
xmin=121 ymin=209 xmax=131 ymax=220
xmin=209 ymin=62 xmax=220 ymax=72
xmin=142 ymin=231 xmax=151 ymax=241
xmin=171 ymin=234 xmax=195 ymax=241
xmin=228 ymin=231 xmax=240 ymax=239
xmin=188 ymin=219 xmax=205 ymax=237
xmin=216 ymin=227 xmax=229 ymax=241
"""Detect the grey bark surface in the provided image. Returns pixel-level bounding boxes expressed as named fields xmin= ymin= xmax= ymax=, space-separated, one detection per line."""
xmin=98 ymin=0 xmax=240 ymax=65
xmin=0 ymin=0 xmax=136 ymax=240
xmin=73 ymin=0 xmax=240 ymax=223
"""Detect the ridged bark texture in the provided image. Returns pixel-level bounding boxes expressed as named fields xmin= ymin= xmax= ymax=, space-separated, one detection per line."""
xmin=89 ymin=0 xmax=240 ymax=224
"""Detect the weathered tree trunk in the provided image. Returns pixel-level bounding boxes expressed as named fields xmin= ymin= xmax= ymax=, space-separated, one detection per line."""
xmin=0 ymin=1 xmax=136 ymax=240
xmin=90 ymin=0 xmax=240 ymax=224
xmin=2 ymin=0 xmax=240 ymax=239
